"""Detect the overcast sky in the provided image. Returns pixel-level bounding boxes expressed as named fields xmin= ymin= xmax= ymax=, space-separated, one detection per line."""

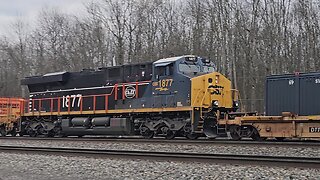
xmin=0 ymin=0 xmax=89 ymax=36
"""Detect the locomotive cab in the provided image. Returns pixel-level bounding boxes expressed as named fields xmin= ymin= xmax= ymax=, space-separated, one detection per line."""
xmin=151 ymin=55 xmax=238 ymax=138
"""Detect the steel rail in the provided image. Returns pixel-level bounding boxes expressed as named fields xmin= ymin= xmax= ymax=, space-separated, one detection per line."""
xmin=0 ymin=145 xmax=319 ymax=168
xmin=0 ymin=136 xmax=319 ymax=147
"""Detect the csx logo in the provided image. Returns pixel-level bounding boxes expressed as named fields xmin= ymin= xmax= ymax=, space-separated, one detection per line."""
xmin=208 ymin=85 xmax=223 ymax=95
xmin=211 ymin=89 xmax=222 ymax=95
xmin=125 ymin=86 xmax=136 ymax=98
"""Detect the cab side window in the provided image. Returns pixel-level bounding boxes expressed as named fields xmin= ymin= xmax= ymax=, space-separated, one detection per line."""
xmin=155 ymin=63 xmax=174 ymax=78
xmin=157 ymin=66 xmax=167 ymax=76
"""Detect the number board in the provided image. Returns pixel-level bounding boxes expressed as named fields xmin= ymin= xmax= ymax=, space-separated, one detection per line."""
xmin=153 ymin=79 xmax=173 ymax=92
xmin=62 ymin=94 xmax=82 ymax=108
xmin=309 ymin=127 xmax=320 ymax=133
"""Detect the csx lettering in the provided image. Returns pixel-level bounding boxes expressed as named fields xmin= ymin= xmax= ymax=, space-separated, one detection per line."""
xmin=209 ymin=85 xmax=224 ymax=89
xmin=211 ymin=89 xmax=222 ymax=95
xmin=152 ymin=82 xmax=159 ymax=86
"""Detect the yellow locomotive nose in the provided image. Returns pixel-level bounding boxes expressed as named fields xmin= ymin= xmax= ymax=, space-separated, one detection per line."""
xmin=190 ymin=72 xmax=237 ymax=138
xmin=191 ymin=72 xmax=234 ymax=110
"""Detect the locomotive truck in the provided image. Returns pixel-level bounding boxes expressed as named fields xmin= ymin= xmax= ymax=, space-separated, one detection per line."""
xmin=16 ymin=55 xmax=239 ymax=139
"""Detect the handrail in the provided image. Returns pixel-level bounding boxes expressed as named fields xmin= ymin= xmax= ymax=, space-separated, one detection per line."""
xmin=230 ymin=89 xmax=240 ymax=101
xmin=192 ymin=89 xmax=202 ymax=107
xmin=199 ymin=90 xmax=209 ymax=119
xmin=24 ymin=81 xmax=147 ymax=115
xmin=24 ymin=84 xmax=116 ymax=116
xmin=200 ymin=89 xmax=208 ymax=107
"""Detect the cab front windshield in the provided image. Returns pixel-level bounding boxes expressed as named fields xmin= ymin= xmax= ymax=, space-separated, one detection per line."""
xmin=179 ymin=62 xmax=215 ymax=74
xmin=178 ymin=63 xmax=200 ymax=73
xmin=203 ymin=65 xmax=215 ymax=73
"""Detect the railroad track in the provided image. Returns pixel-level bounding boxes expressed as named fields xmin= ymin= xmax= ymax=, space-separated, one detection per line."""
xmin=0 ymin=136 xmax=319 ymax=147
xmin=0 ymin=145 xmax=319 ymax=168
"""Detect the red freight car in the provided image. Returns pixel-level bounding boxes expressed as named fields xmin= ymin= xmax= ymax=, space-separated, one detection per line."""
xmin=0 ymin=98 xmax=24 ymax=136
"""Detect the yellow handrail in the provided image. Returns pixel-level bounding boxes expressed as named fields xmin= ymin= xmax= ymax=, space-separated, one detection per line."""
xmin=200 ymin=90 xmax=208 ymax=107
xmin=192 ymin=89 xmax=202 ymax=106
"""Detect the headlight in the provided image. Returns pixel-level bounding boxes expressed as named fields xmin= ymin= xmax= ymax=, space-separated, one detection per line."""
xmin=234 ymin=101 xmax=239 ymax=107
xmin=213 ymin=101 xmax=219 ymax=106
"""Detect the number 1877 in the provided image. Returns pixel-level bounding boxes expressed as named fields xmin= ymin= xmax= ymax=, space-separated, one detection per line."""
xmin=62 ymin=94 xmax=82 ymax=108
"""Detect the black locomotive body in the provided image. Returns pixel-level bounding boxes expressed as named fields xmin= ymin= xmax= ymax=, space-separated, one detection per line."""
xmin=22 ymin=62 xmax=153 ymax=114
xmin=20 ymin=55 xmax=237 ymax=139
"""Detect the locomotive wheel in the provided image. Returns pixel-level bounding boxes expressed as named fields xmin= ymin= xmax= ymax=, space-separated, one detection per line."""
xmin=229 ymin=125 xmax=241 ymax=141
xmin=53 ymin=127 xmax=65 ymax=138
xmin=46 ymin=130 xmax=55 ymax=137
xmin=143 ymin=131 xmax=154 ymax=139
xmin=29 ymin=130 xmax=38 ymax=137
xmin=140 ymin=126 xmax=154 ymax=139
xmin=186 ymin=133 xmax=199 ymax=140
xmin=160 ymin=126 xmax=175 ymax=139
xmin=0 ymin=127 xmax=6 ymax=137
xmin=10 ymin=130 xmax=17 ymax=137
xmin=165 ymin=130 xmax=175 ymax=140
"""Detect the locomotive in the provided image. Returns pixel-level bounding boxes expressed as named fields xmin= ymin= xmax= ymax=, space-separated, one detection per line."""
xmin=18 ymin=55 xmax=239 ymax=139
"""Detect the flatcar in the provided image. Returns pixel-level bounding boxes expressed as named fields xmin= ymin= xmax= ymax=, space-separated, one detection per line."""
xmin=217 ymin=112 xmax=320 ymax=141
xmin=17 ymin=55 xmax=239 ymax=139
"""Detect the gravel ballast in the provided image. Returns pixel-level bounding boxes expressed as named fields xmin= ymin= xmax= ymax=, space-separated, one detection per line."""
xmin=0 ymin=152 xmax=319 ymax=180
xmin=0 ymin=139 xmax=318 ymax=158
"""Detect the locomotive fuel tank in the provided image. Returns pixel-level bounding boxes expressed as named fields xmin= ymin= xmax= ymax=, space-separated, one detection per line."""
xmin=92 ymin=117 xmax=110 ymax=127
xmin=71 ymin=117 xmax=90 ymax=127
xmin=61 ymin=117 xmax=133 ymax=136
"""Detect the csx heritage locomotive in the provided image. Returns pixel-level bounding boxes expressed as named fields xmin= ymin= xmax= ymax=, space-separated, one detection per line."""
xmin=19 ymin=55 xmax=239 ymax=139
